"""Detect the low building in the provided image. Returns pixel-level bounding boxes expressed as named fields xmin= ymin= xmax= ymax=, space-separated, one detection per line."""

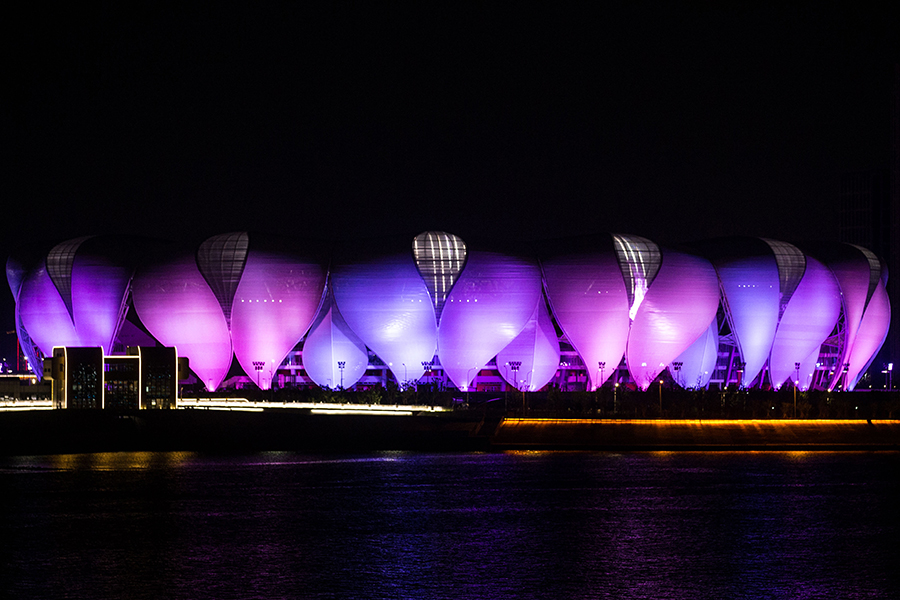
xmin=44 ymin=347 xmax=188 ymax=409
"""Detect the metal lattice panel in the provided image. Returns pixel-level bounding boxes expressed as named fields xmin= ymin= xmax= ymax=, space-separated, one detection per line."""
xmin=612 ymin=234 xmax=661 ymax=320
xmin=761 ymin=238 xmax=806 ymax=317
xmin=46 ymin=236 xmax=91 ymax=319
xmin=850 ymin=244 xmax=884 ymax=309
xmin=412 ymin=231 xmax=467 ymax=322
xmin=196 ymin=232 xmax=249 ymax=327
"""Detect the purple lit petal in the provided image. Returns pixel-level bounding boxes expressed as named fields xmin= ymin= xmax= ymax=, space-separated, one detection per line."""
xmin=132 ymin=253 xmax=232 ymax=392
xmin=496 ymin=297 xmax=561 ymax=392
xmin=846 ymin=282 xmax=891 ymax=390
xmin=231 ymin=249 xmax=326 ymax=390
xmin=332 ymin=253 xmax=437 ymax=385
xmin=543 ymin=250 xmax=629 ymax=390
xmin=302 ymin=301 xmax=368 ymax=390
xmin=627 ymin=250 xmax=719 ymax=390
xmin=19 ymin=263 xmax=81 ymax=354
xmin=768 ymin=257 xmax=841 ymax=388
xmin=439 ymin=251 xmax=543 ymax=391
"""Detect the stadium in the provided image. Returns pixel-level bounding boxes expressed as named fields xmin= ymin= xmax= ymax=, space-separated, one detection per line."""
xmin=6 ymin=231 xmax=892 ymax=396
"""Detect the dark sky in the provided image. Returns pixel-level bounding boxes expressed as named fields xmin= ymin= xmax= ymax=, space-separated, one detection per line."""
xmin=2 ymin=2 xmax=898 ymax=358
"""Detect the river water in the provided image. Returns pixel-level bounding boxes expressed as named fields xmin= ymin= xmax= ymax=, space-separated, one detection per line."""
xmin=2 ymin=451 xmax=899 ymax=599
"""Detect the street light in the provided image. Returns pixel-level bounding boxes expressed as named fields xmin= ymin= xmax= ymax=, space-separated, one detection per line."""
xmin=672 ymin=361 xmax=683 ymax=388
xmin=252 ymin=361 xmax=265 ymax=389
xmin=421 ymin=361 xmax=433 ymax=389
xmin=658 ymin=379 xmax=663 ymax=416
xmin=597 ymin=361 xmax=606 ymax=413
xmin=614 ymin=382 xmax=619 ymax=415
xmin=509 ymin=361 xmax=522 ymax=415
xmin=794 ymin=362 xmax=801 ymax=418
xmin=338 ymin=361 xmax=346 ymax=390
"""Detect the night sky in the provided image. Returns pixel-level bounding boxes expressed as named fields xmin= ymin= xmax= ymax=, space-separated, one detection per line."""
xmin=2 ymin=2 xmax=898 ymax=360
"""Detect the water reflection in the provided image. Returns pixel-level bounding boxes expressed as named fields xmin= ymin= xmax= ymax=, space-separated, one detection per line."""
xmin=1 ymin=451 xmax=898 ymax=599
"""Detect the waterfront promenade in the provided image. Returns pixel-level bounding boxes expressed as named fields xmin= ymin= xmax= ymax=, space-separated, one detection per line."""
xmin=492 ymin=418 xmax=900 ymax=450
xmin=2 ymin=402 xmax=900 ymax=454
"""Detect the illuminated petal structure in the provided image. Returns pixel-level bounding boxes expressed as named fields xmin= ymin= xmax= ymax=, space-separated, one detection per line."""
xmin=496 ymin=298 xmax=561 ymax=391
xmin=806 ymin=243 xmax=891 ymax=390
xmin=412 ymin=231 xmax=467 ymax=322
xmin=622 ymin=245 xmax=720 ymax=390
xmin=16 ymin=236 xmax=134 ymax=356
xmin=6 ymin=251 xmax=44 ymax=375
xmin=17 ymin=258 xmax=82 ymax=354
xmin=439 ymin=250 xmax=543 ymax=391
xmin=132 ymin=250 xmax=232 ymax=392
xmin=768 ymin=255 xmax=841 ymax=389
xmin=45 ymin=237 xmax=90 ymax=321
xmin=301 ymin=293 xmax=368 ymax=390
xmin=670 ymin=318 xmax=719 ymax=389
xmin=332 ymin=250 xmax=437 ymax=386
xmin=70 ymin=237 xmax=134 ymax=352
xmin=196 ymin=232 xmax=249 ymax=328
xmin=846 ymin=282 xmax=891 ymax=389
xmin=8 ymin=232 xmax=892 ymax=393
xmin=795 ymin=346 xmax=823 ymax=392
xmin=231 ymin=246 xmax=327 ymax=390
xmin=844 ymin=246 xmax=891 ymax=390
xmin=543 ymin=235 xmax=630 ymax=390
xmin=699 ymin=238 xmax=781 ymax=387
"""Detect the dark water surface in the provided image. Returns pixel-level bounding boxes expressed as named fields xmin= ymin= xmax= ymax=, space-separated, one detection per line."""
xmin=2 ymin=451 xmax=899 ymax=599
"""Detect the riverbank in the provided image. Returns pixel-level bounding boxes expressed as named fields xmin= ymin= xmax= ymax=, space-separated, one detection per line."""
xmin=491 ymin=418 xmax=900 ymax=450
xmin=2 ymin=410 xmax=900 ymax=454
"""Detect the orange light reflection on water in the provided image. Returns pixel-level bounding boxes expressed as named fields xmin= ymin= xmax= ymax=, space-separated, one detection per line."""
xmin=50 ymin=451 xmax=196 ymax=471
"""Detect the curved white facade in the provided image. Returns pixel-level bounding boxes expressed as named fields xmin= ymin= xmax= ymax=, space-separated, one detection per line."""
xmin=543 ymin=243 xmax=630 ymax=390
xmin=302 ymin=295 xmax=368 ymax=390
xmin=231 ymin=248 xmax=326 ymax=390
xmin=438 ymin=250 xmax=543 ymax=391
xmin=768 ymin=257 xmax=841 ymax=389
xmin=332 ymin=252 xmax=437 ymax=386
xmin=626 ymin=249 xmax=720 ymax=390
xmin=496 ymin=299 xmax=561 ymax=392
xmin=670 ymin=318 xmax=719 ymax=389
xmin=132 ymin=251 xmax=233 ymax=391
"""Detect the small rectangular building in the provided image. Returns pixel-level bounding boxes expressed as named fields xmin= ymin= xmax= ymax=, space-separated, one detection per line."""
xmin=44 ymin=346 xmax=188 ymax=409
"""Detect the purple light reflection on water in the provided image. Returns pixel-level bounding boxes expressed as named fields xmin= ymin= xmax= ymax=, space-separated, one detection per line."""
xmin=2 ymin=451 xmax=898 ymax=600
